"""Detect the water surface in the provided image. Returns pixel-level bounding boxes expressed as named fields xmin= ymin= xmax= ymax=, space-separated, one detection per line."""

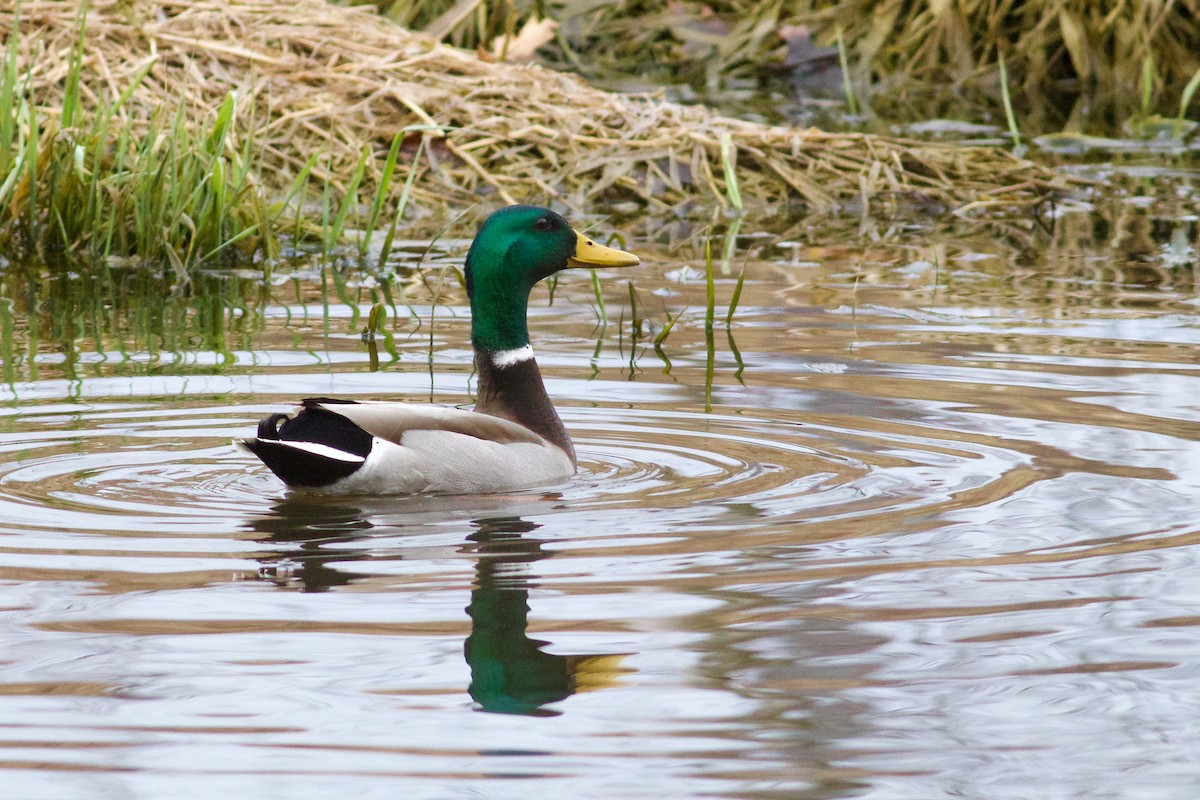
xmin=1 ymin=208 xmax=1198 ymax=798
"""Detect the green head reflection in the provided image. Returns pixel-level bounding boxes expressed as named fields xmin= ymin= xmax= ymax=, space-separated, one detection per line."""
xmin=464 ymin=516 xmax=629 ymax=716
xmin=248 ymin=502 xmax=630 ymax=716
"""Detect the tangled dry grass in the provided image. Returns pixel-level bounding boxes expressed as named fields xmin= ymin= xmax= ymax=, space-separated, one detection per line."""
xmin=2 ymin=0 xmax=1073 ymax=226
xmin=805 ymin=0 xmax=1200 ymax=91
xmin=368 ymin=0 xmax=1200 ymax=96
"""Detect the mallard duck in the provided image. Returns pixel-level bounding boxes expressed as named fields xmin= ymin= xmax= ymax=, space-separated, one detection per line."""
xmin=237 ymin=205 xmax=639 ymax=494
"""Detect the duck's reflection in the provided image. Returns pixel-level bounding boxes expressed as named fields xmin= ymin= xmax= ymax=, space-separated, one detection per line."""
xmin=249 ymin=497 xmax=377 ymax=591
xmin=248 ymin=499 xmax=629 ymax=716
xmin=463 ymin=516 xmax=628 ymax=716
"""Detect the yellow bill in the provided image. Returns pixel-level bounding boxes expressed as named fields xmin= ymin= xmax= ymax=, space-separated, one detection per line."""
xmin=568 ymin=229 xmax=640 ymax=268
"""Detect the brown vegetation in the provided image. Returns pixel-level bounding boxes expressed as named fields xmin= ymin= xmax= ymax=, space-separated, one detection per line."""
xmin=1 ymin=0 xmax=1075 ymax=224
xmin=369 ymin=0 xmax=1200 ymax=96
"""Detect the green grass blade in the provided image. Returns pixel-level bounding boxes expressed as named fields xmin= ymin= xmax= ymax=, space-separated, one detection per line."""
xmin=590 ymin=270 xmax=607 ymax=325
xmin=328 ymin=144 xmax=368 ymax=254
xmin=1179 ymin=65 xmax=1200 ymax=121
xmin=0 ymin=147 xmax=25 ymax=210
xmin=362 ymin=132 xmax=402 ymax=256
xmin=1141 ymin=54 xmax=1155 ymax=115
xmin=653 ymin=305 xmax=686 ymax=347
xmin=704 ymin=324 xmax=715 ymax=413
xmin=627 ymin=281 xmax=641 ymax=339
xmin=24 ymin=100 xmax=38 ymax=237
xmin=318 ymin=160 xmax=334 ymax=260
xmin=725 ymin=264 xmax=745 ymax=328
xmin=0 ymin=10 xmax=21 ymax=176
xmin=379 ymin=136 xmax=425 ymax=267
xmin=652 ymin=305 xmax=685 ymax=375
xmin=271 ymin=151 xmax=320 ymax=227
xmin=208 ymin=155 xmax=226 ymax=248
xmin=92 ymin=56 xmax=156 ymax=137
xmin=835 ymin=24 xmax=859 ymax=116
xmin=704 ymin=236 xmax=715 ymax=331
xmin=60 ymin=0 xmax=90 ymax=131
xmin=201 ymin=222 xmax=262 ymax=263
xmin=998 ymin=51 xmax=1022 ymax=148
xmin=205 ymin=91 xmax=237 ymax=156
xmin=726 ymin=327 xmax=744 ymax=385
xmin=718 ymin=132 xmax=742 ymax=211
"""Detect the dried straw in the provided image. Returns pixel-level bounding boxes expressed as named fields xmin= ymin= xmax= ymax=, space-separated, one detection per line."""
xmin=815 ymin=0 xmax=1200 ymax=91
xmin=389 ymin=1 xmax=1200 ymax=98
xmin=0 ymin=0 xmax=1075 ymax=220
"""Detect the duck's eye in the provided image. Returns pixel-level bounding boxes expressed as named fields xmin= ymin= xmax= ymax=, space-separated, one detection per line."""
xmin=533 ymin=217 xmax=552 ymax=231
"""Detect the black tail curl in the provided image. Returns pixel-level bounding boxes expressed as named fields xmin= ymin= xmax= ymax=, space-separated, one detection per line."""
xmin=257 ymin=413 xmax=291 ymax=440
xmin=243 ymin=404 xmax=374 ymax=489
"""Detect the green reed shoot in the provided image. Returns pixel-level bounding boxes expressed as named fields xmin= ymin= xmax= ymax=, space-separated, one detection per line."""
xmin=318 ymin=165 xmax=334 ymax=262
xmin=0 ymin=296 xmax=14 ymax=387
xmin=1141 ymin=55 xmax=1155 ymax=116
xmin=652 ymin=303 xmax=685 ymax=375
xmin=221 ymin=112 xmax=275 ymax=264
xmin=90 ymin=57 xmax=155 ymax=251
xmin=327 ymin=144 xmax=368 ymax=257
xmin=726 ymin=326 xmax=744 ymax=384
xmin=98 ymin=124 xmax=129 ymax=259
xmin=718 ymin=132 xmax=742 ymax=211
xmin=652 ymin=343 xmax=672 ymax=375
xmin=719 ymin=217 xmax=741 ymax=276
xmin=374 ymin=275 xmax=400 ymax=322
xmin=851 ymin=270 xmax=861 ymax=326
xmin=379 ymin=135 xmax=425 ymax=268
xmin=282 ymin=152 xmax=321 ymax=243
xmin=591 ymin=271 xmax=608 ymax=325
xmin=365 ymin=301 xmax=384 ymax=370
xmin=60 ymin=2 xmax=88 ymax=132
xmin=204 ymin=90 xmax=236 ymax=157
xmin=724 ymin=244 xmax=746 ymax=384
xmin=589 ymin=230 xmax=632 ymax=326
xmin=835 ymin=25 xmax=859 ymax=116
xmin=361 ymin=133 xmax=402 ymax=257
xmin=627 ymin=281 xmax=642 ymax=339
xmin=653 ymin=305 xmax=685 ymax=350
xmin=0 ymin=19 xmax=19 ymax=180
xmin=329 ymin=264 xmax=360 ymax=330
xmin=704 ymin=236 xmax=716 ymax=411
xmin=704 ymin=323 xmax=715 ymax=413
xmin=1179 ymin=65 xmax=1200 ymax=122
xmin=725 ymin=263 xmax=745 ymax=328
xmin=652 ymin=303 xmax=681 ymax=376
xmin=998 ymin=51 xmax=1021 ymax=148
xmin=704 ymin=236 xmax=716 ymax=331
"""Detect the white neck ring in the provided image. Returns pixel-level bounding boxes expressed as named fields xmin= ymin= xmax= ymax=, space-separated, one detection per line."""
xmin=491 ymin=345 xmax=534 ymax=368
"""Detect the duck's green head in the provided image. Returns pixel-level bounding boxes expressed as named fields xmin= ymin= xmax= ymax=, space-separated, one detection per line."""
xmin=465 ymin=205 xmax=639 ymax=353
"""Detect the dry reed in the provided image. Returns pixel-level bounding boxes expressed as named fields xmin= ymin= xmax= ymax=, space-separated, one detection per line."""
xmin=1 ymin=0 xmax=1074 ymax=226
xmin=813 ymin=0 xmax=1200 ymax=92
xmin=377 ymin=0 xmax=1200 ymax=96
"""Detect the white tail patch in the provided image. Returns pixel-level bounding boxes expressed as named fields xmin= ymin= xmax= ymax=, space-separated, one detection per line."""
xmin=259 ymin=439 xmax=366 ymax=463
xmin=491 ymin=345 xmax=534 ymax=368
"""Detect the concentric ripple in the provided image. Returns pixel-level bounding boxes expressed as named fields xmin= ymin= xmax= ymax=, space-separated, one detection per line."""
xmin=0 ymin=404 xmax=278 ymax=537
xmin=565 ymin=406 xmax=1037 ymax=531
xmin=0 ymin=399 xmax=1039 ymax=548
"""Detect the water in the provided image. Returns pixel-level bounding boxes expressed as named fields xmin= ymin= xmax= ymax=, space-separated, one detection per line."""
xmin=1 ymin=208 xmax=1198 ymax=799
